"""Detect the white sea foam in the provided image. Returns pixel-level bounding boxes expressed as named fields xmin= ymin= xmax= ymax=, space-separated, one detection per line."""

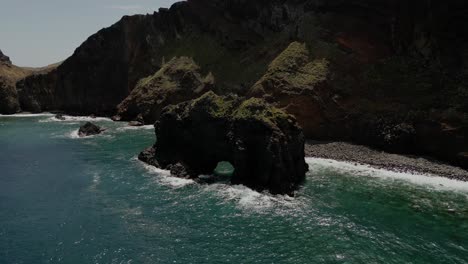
xmin=139 ymin=161 xmax=195 ymax=188
xmin=136 ymin=157 xmax=299 ymax=210
xmin=63 ymin=129 xmax=112 ymax=139
xmin=116 ymin=125 xmax=154 ymax=131
xmin=39 ymin=117 xmax=80 ymax=124
xmin=204 ymin=183 xmax=299 ymax=211
xmin=0 ymin=113 xmax=54 ymax=117
xmin=68 ymin=129 xmax=81 ymax=139
xmin=40 ymin=115 xmax=112 ymax=122
xmin=306 ymin=157 xmax=468 ymax=193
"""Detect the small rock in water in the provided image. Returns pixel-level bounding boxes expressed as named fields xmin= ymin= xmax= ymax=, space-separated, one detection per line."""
xmin=78 ymin=122 xmax=105 ymax=137
xmin=128 ymin=121 xmax=144 ymax=127
xmin=90 ymin=114 xmax=96 ymax=119
xmin=167 ymin=163 xmax=191 ymax=179
xmin=111 ymin=115 xmax=122 ymax=122
xmin=55 ymin=114 xmax=66 ymax=121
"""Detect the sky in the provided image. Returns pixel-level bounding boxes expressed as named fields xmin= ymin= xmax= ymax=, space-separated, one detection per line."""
xmin=0 ymin=0 xmax=180 ymax=67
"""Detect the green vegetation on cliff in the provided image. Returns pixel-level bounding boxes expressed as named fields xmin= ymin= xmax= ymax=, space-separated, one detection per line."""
xmin=116 ymin=57 xmax=214 ymax=123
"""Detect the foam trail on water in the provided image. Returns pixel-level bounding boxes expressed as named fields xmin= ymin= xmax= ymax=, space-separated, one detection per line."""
xmin=57 ymin=115 xmax=112 ymax=122
xmin=0 ymin=113 xmax=54 ymax=117
xmin=135 ymin=157 xmax=299 ymax=210
xmin=307 ymin=157 xmax=468 ymax=193
xmin=116 ymin=125 xmax=154 ymax=131
xmin=139 ymin=161 xmax=194 ymax=188
xmin=63 ymin=129 xmax=111 ymax=139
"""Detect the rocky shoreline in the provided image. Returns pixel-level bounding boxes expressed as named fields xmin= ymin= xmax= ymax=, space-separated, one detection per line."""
xmin=305 ymin=141 xmax=468 ymax=181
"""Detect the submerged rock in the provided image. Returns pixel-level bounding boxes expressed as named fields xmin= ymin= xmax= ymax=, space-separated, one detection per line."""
xmin=78 ymin=122 xmax=104 ymax=137
xmin=128 ymin=121 xmax=144 ymax=127
xmin=55 ymin=114 xmax=66 ymax=120
xmin=139 ymin=91 xmax=308 ymax=195
xmin=128 ymin=114 xmax=145 ymax=126
xmin=111 ymin=115 xmax=122 ymax=122
xmin=116 ymin=57 xmax=214 ymax=124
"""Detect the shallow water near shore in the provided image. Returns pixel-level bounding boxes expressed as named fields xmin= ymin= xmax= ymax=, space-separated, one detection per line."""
xmin=1 ymin=115 xmax=467 ymax=264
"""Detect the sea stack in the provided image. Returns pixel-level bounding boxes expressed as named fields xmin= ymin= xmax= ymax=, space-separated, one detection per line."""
xmin=139 ymin=91 xmax=308 ymax=195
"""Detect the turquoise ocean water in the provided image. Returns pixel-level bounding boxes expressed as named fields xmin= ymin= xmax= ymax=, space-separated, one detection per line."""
xmin=0 ymin=114 xmax=467 ymax=264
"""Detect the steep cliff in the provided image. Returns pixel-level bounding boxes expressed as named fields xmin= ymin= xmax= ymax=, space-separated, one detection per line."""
xmin=0 ymin=50 xmax=31 ymax=114
xmin=18 ymin=0 xmax=468 ymax=111
xmin=16 ymin=0 xmax=468 ymax=167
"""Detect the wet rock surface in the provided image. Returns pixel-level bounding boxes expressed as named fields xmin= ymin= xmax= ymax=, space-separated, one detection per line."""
xmin=55 ymin=114 xmax=66 ymax=120
xmin=140 ymin=91 xmax=308 ymax=195
xmin=78 ymin=122 xmax=105 ymax=137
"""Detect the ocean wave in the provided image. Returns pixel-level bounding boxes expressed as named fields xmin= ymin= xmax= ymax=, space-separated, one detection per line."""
xmin=116 ymin=125 xmax=154 ymax=132
xmin=136 ymin=158 xmax=301 ymax=211
xmin=60 ymin=129 xmax=113 ymax=140
xmin=139 ymin=161 xmax=195 ymax=188
xmin=0 ymin=113 xmax=54 ymax=117
xmin=66 ymin=129 xmax=81 ymax=139
xmin=306 ymin=157 xmax=468 ymax=193
xmin=39 ymin=115 xmax=112 ymax=122
xmin=204 ymin=183 xmax=300 ymax=211
xmin=38 ymin=117 xmax=79 ymax=124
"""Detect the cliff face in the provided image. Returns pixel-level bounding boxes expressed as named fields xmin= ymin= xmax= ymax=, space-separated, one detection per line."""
xmin=16 ymin=0 xmax=468 ymax=167
xmin=0 ymin=50 xmax=32 ymax=114
xmin=17 ymin=0 xmax=468 ymax=113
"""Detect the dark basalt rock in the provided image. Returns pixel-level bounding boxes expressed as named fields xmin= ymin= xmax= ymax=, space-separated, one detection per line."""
xmin=128 ymin=121 xmax=144 ymax=127
xmin=78 ymin=122 xmax=105 ymax=137
xmin=111 ymin=115 xmax=122 ymax=122
xmin=15 ymin=0 xmax=468 ymax=169
xmin=0 ymin=76 xmax=20 ymax=114
xmin=139 ymin=91 xmax=308 ymax=195
xmin=0 ymin=50 xmax=11 ymax=65
xmin=55 ymin=114 xmax=66 ymax=120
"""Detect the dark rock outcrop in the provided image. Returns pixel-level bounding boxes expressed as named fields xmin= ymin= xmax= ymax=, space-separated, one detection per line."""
xmin=0 ymin=50 xmax=30 ymax=114
xmin=15 ymin=0 xmax=468 ymax=168
xmin=0 ymin=49 xmax=60 ymax=114
xmin=78 ymin=122 xmax=105 ymax=137
xmin=0 ymin=50 xmax=11 ymax=65
xmin=116 ymin=57 xmax=214 ymax=124
xmin=139 ymin=91 xmax=308 ymax=195
xmin=55 ymin=114 xmax=66 ymax=120
xmin=0 ymin=76 xmax=20 ymax=114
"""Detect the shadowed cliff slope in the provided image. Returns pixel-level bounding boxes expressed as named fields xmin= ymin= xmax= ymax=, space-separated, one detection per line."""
xmin=15 ymin=0 xmax=468 ymax=168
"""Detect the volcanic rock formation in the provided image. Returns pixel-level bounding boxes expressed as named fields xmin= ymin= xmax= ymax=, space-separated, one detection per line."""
xmin=139 ymin=91 xmax=308 ymax=195
xmin=78 ymin=122 xmax=105 ymax=137
xmin=14 ymin=0 xmax=468 ymax=168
